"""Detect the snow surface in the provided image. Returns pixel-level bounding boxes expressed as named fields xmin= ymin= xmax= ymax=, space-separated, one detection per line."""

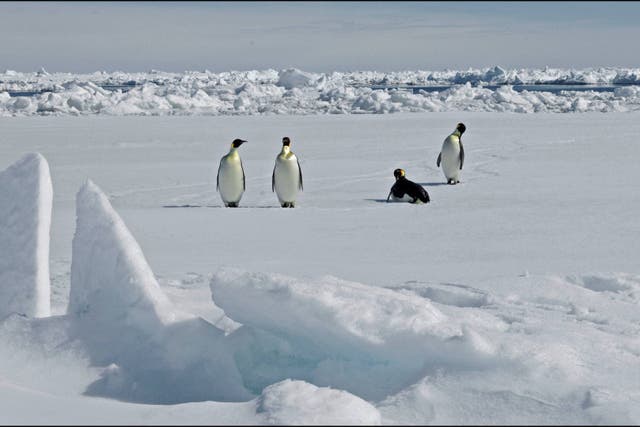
xmin=68 ymin=180 xmax=250 ymax=404
xmin=1 ymin=67 xmax=640 ymax=116
xmin=210 ymin=269 xmax=493 ymax=401
xmin=1 ymin=110 xmax=640 ymax=424
xmin=0 ymin=153 xmax=52 ymax=319
xmin=256 ymin=379 xmax=381 ymax=425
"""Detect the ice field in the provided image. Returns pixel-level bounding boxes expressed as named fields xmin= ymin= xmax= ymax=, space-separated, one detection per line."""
xmin=1 ymin=108 xmax=640 ymax=424
xmin=2 ymin=67 xmax=640 ymax=116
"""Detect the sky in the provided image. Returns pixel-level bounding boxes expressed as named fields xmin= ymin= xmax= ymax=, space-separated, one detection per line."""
xmin=1 ymin=1 xmax=639 ymax=73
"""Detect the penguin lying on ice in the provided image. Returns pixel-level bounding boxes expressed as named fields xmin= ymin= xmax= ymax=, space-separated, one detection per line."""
xmin=387 ymin=169 xmax=430 ymax=204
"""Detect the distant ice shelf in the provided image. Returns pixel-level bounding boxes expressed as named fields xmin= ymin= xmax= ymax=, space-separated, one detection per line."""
xmin=1 ymin=66 xmax=640 ymax=115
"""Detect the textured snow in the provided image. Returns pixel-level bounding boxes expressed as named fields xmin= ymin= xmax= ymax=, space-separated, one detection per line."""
xmin=1 ymin=67 xmax=640 ymax=116
xmin=0 ymin=153 xmax=52 ymax=319
xmin=68 ymin=180 xmax=178 ymax=325
xmin=1 ymin=112 xmax=640 ymax=424
xmin=68 ymin=180 xmax=250 ymax=404
xmin=211 ymin=269 xmax=494 ymax=400
xmin=256 ymin=379 xmax=381 ymax=425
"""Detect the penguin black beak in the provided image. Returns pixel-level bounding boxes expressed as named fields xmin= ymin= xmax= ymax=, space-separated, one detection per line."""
xmin=232 ymin=139 xmax=247 ymax=148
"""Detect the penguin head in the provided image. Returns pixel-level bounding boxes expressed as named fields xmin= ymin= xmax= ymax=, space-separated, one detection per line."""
xmin=282 ymin=137 xmax=291 ymax=147
xmin=231 ymin=138 xmax=247 ymax=148
xmin=393 ymin=168 xmax=406 ymax=180
xmin=456 ymin=123 xmax=466 ymax=135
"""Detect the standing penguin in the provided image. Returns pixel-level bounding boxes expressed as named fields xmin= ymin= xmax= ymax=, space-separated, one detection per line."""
xmin=217 ymin=138 xmax=247 ymax=207
xmin=437 ymin=122 xmax=466 ymax=185
xmin=272 ymin=136 xmax=303 ymax=208
xmin=387 ymin=169 xmax=430 ymax=204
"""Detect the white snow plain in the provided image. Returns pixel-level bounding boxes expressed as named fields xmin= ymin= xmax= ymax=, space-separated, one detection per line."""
xmin=1 ymin=106 xmax=640 ymax=425
xmin=2 ymin=67 xmax=640 ymax=116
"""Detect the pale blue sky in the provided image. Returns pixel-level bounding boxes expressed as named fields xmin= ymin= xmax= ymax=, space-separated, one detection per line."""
xmin=1 ymin=1 xmax=639 ymax=73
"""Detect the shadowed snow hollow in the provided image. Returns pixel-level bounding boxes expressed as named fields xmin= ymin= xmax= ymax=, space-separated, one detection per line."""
xmin=0 ymin=153 xmax=52 ymax=319
xmin=68 ymin=180 xmax=251 ymax=404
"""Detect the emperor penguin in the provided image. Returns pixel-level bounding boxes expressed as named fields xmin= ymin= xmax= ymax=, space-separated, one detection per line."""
xmin=217 ymin=138 xmax=247 ymax=207
xmin=272 ymin=136 xmax=303 ymax=208
xmin=387 ymin=168 xmax=430 ymax=204
xmin=436 ymin=122 xmax=466 ymax=184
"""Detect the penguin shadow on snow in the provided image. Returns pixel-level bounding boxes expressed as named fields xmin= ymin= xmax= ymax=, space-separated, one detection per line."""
xmin=365 ymin=198 xmax=431 ymax=204
xmin=416 ymin=181 xmax=451 ymax=187
xmin=162 ymin=204 xmax=280 ymax=209
xmin=162 ymin=204 xmax=212 ymax=208
xmin=366 ymin=198 xmax=399 ymax=204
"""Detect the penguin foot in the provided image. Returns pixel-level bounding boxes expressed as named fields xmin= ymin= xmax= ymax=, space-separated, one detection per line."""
xmin=226 ymin=202 xmax=239 ymax=208
xmin=447 ymin=179 xmax=456 ymax=185
xmin=281 ymin=202 xmax=289 ymax=208
xmin=281 ymin=202 xmax=295 ymax=208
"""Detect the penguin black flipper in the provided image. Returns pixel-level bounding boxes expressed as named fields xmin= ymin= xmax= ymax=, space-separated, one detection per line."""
xmin=408 ymin=180 xmax=430 ymax=203
xmin=216 ymin=158 xmax=223 ymax=192
xmin=459 ymin=141 xmax=465 ymax=170
xmin=297 ymin=158 xmax=304 ymax=191
xmin=272 ymin=165 xmax=276 ymax=192
xmin=437 ymin=152 xmax=442 ymax=167
xmin=419 ymin=186 xmax=431 ymax=203
xmin=241 ymin=158 xmax=246 ymax=191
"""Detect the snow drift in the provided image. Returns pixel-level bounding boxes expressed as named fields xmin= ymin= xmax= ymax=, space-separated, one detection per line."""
xmin=211 ymin=269 xmax=497 ymax=400
xmin=68 ymin=180 xmax=250 ymax=403
xmin=0 ymin=174 xmax=387 ymax=423
xmin=0 ymin=153 xmax=52 ymax=319
xmin=257 ymin=379 xmax=381 ymax=425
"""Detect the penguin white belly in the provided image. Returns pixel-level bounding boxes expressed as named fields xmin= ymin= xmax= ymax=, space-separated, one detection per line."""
xmin=218 ymin=157 xmax=244 ymax=204
xmin=274 ymin=156 xmax=300 ymax=204
xmin=390 ymin=193 xmax=414 ymax=203
xmin=441 ymin=136 xmax=461 ymax=180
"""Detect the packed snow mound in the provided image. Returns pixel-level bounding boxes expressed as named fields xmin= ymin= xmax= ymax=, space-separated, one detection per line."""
xmin=0 ymin=153 xmax=52 ymax=319
xmin=68 ymin=180 xmax=179 ymax=326
xmin=211 ymin=269 xmax=496 ymax=400
xmin=211 ymin=268 xmax=456 ymax=346
xmin=1 ymin=67 xmax=640 ymax=115
xmin=68 ymin=180 xmax=250 ymax=403
xmin=257 ymin=379 xmax=381 ymax=425
xmin=276 ymin=68 xmax=319 ymax=90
